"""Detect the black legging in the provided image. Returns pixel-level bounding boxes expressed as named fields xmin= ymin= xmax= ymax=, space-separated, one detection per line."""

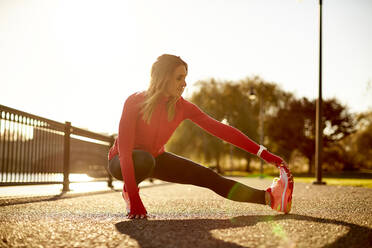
xmin=108 ymin=150 xmax=266 ymax=205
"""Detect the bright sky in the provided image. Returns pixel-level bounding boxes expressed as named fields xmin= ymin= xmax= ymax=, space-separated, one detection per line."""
xmin=1 ymin=0 xmax=371 ymax=135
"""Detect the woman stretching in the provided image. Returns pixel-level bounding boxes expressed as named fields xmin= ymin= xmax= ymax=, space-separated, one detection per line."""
xmin=108 ymin=54 xmax=294 ymax=219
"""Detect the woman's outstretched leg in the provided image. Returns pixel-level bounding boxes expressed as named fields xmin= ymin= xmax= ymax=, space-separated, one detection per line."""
xmin=153 ymin=152 xmax=267 ymax=205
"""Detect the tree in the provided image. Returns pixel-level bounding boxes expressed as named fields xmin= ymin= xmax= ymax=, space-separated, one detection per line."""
xmin=230 ymin=77 xmax=292 ymax=171
xmin=266 ymin=97 xmax=356 ymax=173
xmin=167 ymin=79 xmax=226 ymax=172
xmin=355 ymin=121 xmax=372 ymax=169
xmin=167 ymin=76 xmax=290 ymax=172
xmin=344 ymin=111 xmax=372 ymax=170
xmin=222 ymin=81 xmax=258 ymax=171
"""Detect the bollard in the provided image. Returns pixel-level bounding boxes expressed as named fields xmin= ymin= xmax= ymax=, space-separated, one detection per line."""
xmin=107 ymin=135 xmax=115 ymax=189
xmin=62 ymin=121 xmax=71 ymax=192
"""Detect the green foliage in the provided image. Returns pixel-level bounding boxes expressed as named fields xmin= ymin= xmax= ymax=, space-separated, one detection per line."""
xmin=349 ymin=111 xmax=372 ymax=169
xmin=266 ymin=97 xmax=356 ymax=173
xmin=167 ymin=76 xmax=289 ymax=172
xmin=166 ymin=76 xmax=369 ymax=173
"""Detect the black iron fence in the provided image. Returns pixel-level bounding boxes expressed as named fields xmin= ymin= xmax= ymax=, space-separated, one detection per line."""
xmin=0 ymin=104 xmax=115 ymax=191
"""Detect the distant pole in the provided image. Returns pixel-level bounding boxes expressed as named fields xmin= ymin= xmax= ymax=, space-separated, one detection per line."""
xmin=229 ymin=117 xmax=234 ymax=169
xmin=249 ymin=85 xmax=264 ymax=178
xmin=63 ymin=121 xmax=71 ymax=192
xmin=107 ymin=135 xmax=115 ymax=189
xmin=259 ymin=97 xmax=264 ymax=179
xmin=314 ymin=0 xmax=326 ymax=185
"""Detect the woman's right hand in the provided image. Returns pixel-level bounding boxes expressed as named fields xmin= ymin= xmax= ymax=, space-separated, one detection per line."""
xmin=280 ymin=161 xmax=289 ymax=169
xmin=260 ymin=149 xmax=285 ymax=167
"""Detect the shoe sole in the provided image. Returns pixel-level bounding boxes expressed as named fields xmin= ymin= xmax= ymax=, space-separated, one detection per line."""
xmin=279 ymin=166 xmax=293 ymax=214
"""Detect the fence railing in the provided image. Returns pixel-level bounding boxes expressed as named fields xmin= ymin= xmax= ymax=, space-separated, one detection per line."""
xmin=0 ymin=104 xmax=115 ymax=191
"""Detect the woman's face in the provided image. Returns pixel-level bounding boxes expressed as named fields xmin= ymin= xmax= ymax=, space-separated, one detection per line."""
xmin=166 ymin=65 xmax=187 ymax=98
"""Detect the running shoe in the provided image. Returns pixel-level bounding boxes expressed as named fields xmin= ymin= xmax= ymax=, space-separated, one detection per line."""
xmin=266 ymin=164 xmax=294 ymax=213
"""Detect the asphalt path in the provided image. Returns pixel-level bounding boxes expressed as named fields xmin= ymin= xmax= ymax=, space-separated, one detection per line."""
xmin=1 ymin=178 xmax=371 ymax=248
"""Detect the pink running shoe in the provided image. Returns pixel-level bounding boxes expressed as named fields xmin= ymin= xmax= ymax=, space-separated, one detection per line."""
xmin=266 ymin=164 xmax=294 ymax=213
xmin=121 ymin=191 xmax=130 ymax=215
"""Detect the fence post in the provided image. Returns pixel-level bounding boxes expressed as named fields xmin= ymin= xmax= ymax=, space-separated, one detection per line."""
xmin=63 ymin=121 xmax=71 ymax=192
xmin=107 ymin=135 xmax=115 ymax=189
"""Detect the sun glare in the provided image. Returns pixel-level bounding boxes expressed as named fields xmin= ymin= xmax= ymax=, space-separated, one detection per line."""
xmin=0 ymin=119 xmax=34 ymax=141
xmin=68 ymin=173 xmax=94 ymax=182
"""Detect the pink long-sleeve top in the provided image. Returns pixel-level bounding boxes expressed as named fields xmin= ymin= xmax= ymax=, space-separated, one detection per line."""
xmin=108 ymin=91 xmax=282 ymax=215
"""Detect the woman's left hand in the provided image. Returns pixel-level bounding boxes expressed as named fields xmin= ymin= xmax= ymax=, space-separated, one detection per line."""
xmin=128 ymin=214 xmax=147 ymax=219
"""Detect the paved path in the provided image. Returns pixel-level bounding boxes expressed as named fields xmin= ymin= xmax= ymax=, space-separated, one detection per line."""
xmin=1 ymin=178 xmax=371 ymax=248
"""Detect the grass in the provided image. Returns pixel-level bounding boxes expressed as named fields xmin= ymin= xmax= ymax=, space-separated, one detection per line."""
xmin=291 ymin=177 xmax=372 ymax=188
xmin=223 ymin=171 xmax=372 ymax=188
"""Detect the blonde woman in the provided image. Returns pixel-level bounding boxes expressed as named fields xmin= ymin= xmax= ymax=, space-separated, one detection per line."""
xmin=108 ymin=54 xmax=294 ymax=219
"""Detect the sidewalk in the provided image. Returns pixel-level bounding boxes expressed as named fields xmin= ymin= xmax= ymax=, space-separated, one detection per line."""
xmin=1 ymin=178 xmax=371 ymax=248
xmin=0 ymin=179 xmax=165 ymax=206
xmin=0 ymin=182 xmax=118 ymax=198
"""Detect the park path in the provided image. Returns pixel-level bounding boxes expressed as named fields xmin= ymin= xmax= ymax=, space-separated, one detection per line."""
xmin=1 ymin=178 xmax=371 ymax=248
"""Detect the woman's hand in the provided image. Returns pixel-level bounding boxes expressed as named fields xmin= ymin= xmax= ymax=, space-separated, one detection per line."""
xmin=280 ymin=161 xmax=289 ymax=169
xmin=260 ymin=149 xmax=287 ymax=168
xmin=122 ymin=191 xmax=147 ymax=219
xmin=127 ymin=214 xmax=147 ymax=219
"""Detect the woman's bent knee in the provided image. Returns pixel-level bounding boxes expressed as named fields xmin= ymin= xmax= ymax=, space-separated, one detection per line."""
xmin=132 ymin=150 xmax=155 ymax=182
xmin=108 ymin=155 xmax=122 ymax=180
xmin=107 ymin=150 xmax=155 ymax=183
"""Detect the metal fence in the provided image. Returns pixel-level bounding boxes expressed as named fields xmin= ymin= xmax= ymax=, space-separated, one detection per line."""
xmin=0 ymin=104 xmax=115 ymax=191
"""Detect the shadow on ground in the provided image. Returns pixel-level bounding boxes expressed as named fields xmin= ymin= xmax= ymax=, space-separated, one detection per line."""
xmin=115 ymin=214 xmax=372 ymax=248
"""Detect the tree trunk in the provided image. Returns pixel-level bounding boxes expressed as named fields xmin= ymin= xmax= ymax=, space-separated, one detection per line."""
xmin=335 ymin=143 xmax=356 ymax=171
xmin=307 ymin=155 xmax=313 ymax=175
xmin=245 ymin=154 xmax=251 ymax=172
xmin=216 ymin=154 xmax=222 ymax=174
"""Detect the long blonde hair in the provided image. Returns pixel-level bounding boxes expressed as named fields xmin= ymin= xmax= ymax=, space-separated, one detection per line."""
xmin=141 ymin=54 xmax=188 ymax=124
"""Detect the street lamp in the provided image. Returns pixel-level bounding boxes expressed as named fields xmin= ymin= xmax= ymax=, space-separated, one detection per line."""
xmin=249 ymin=87 xmax=257 ymax=101
xmin=221 ymin=118 xmax=234 ymax=169
xmin=313 ymin=0 xmax=326 ymax=185
xmin=249 ymin=86 xmax=264 ymax=179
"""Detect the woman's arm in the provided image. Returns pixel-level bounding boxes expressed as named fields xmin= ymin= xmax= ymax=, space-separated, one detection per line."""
xmin=183 ymin=100 xmax=284 ymax=166
xmin=118 ymin=94 xmax=147 ymax=216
